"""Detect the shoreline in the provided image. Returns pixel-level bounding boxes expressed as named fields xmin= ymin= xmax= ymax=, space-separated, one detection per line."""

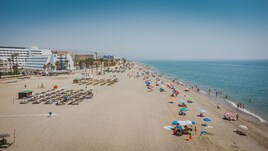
xmin=139 ymin=62 xmax=268 ymax=125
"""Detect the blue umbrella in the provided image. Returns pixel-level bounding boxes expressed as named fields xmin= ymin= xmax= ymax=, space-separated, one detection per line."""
xmin=181 ymin=107 xmax=188 ymax=112
xmin=172 ymin=120 xmax=178 ymax=125
xmin=191 ymin=121 xmax=196 ymax=125
xmin=180 ymin=100 xmax=186 ymax=104
xmin=177 ymin=125 xmax=183 ymax=130
xmin=203 ymin=118 xmax=211 ymax=122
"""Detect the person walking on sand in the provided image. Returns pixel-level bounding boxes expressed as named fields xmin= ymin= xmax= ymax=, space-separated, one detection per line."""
xmin=24 ymin=84 xmax=27 ymax=88
xmin=242 ymin=104 xmax=244 ymax=109
xmin=208 ymin=89 xmax=211 ymax=95
xmin=236 ymin=114 xmax=239 ymax=120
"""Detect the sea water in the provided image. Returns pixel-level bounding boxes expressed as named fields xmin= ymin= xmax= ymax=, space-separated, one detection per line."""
xmin=140 ymin=60 xmax=268 ymax=123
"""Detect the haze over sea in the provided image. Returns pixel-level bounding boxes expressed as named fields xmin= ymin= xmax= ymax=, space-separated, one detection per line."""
xmin=141 ymin=60 xmax=268 ymax=122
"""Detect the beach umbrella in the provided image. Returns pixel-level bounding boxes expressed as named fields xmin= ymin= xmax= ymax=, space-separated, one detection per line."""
xmin=184 ymin=88 xmax=190 ymax=91
xmin=180 ymin=100 xmax=187 ymax=104
xmin=169 ymin=97 xmax=176 ymax=101
xmin=172 ymin=120 xmax=178 ymax=125
xmin=203 ymin=118 xmax=211 ymax=122
xmin=191 ymin=121 xmax=196 ymax=125
xmin=181 ymin=107 xmax=188 ymax=112
xmin=200 ymin=109 xmax=207 ymax=113
xmin=224 ymin=112 xmax=232 ymax=116
xmin=177 ymin=125 xmax=183 ymax=130
xmin=239 ymin=125 xmax=248 ymax=130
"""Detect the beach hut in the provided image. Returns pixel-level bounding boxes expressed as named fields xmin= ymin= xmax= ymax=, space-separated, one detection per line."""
xmin=18 ymin=90 xmax=33 ymax=99
xmin=73 ymin=78 xmax=81 ymax=84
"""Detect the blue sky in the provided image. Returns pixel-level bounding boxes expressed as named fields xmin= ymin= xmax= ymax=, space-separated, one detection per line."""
xmin=0 ymin=0 xmax=268 ymax=60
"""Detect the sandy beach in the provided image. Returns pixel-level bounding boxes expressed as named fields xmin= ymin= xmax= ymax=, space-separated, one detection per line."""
xmin=1 ymin=63 xmax=268 ymax=151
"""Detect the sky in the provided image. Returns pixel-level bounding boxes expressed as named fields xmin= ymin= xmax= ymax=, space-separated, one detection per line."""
xmin=0 ymin=0 xmax=268 ymax=60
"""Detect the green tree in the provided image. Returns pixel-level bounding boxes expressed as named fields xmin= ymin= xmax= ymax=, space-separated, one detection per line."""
xmin=7 ymin=58 xmax=12 ymax=74
xmin=55 ymin=61 xmax=60 ymax=70
xmin=85 ymin=58 xmax=90 ymax=68
xmin=64 ymin=60 xmax=69 ymax=70
xmin=99 ymin=58 xmax=104 ymax=75
xmin=79 ymin=60 xmax=84 ymax=70
xmin=43 ymin=64 xmax=47 ymax=70
xmin=89 ymin=58 xmax=95 ymax=74
xmin=51 ymin=64 xmax=55 ymax=71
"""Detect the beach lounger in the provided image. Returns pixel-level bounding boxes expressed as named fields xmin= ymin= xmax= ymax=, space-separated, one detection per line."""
xmin=0 ymin=138 xmax=13 ymax=148
xmin=235 ymin=129 xmax=247 ymax=136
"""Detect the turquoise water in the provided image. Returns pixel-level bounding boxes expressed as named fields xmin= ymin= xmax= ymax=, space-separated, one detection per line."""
xmin=140 ymin=60 xmax=268 ymax=122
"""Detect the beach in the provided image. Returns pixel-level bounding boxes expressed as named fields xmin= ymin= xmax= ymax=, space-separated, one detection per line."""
xmin=1 ymin=62 xmax=268 ymax=151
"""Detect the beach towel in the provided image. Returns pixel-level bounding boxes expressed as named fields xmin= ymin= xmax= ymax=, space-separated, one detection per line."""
xmin=163 ymin=126 xmax=174 ymax=130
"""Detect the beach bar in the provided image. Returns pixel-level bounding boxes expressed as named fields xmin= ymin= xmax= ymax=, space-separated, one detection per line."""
xmin=18 ymin=90 xmax=33 ymax=99
xmin=73 ymin=78 xmax=81 ymax=84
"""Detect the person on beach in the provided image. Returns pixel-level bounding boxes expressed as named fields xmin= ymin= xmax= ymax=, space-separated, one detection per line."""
xmin=236 ymin=114 xmax=239 ymax=120
xmin=242 ymin=104 xmax=244 ymax=109
xmin=216 ymin=92 xmax=218 ymax=97
xmin=208 ymin=89 xmax=211 ymax=95
xmin=24 ymin=84 xmax=27 ymax=88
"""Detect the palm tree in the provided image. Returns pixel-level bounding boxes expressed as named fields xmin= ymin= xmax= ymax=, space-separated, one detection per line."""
xmin=47 ymin=63 xmax=51 ymax=71
xmin=99 ymin=58 xmax=104 ymax=75
xmin=85 ymin=58 xmax=90 ymax=69
xmin=74 ymin=60 xmax=79 ymax=69
xmin=7 ymin=58 xmax=12 ymax=74
xmin=43 ymin=64 xmax=47 ymax=70
xmin=88 ymin=58 xmax=95 ymax=74
xmin=79 ymin=60 xmax=84 ymax=70
xmin=94 ymin=60 xmax=99 ymax=74
xmin=64 ymin=60 xmax=69 ymax=70
xmin=50 ymin=64 xmax=55 ymax=71
xmin=55 ymin=61 xmax=60 ymax=70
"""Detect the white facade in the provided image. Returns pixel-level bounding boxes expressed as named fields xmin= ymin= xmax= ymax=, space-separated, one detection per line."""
xmin=0 ymin=57 xmax=10 ymax=72
xmin=56 ymin=54 xmax=75 ymax=70
xmin=1 ymin=46 xmax=75 ymax=71
xmin=24 ymin=55 xmax=52 ymax=70
xmin=0 ymin=46 xmax=29 ymax=67
xmin=0 ymin=46 xmax=52 ymax=69
xmin=29 ymin=46 xmax=52 ymax=56
xmin=24 ymin=53 xmax=75 ymax=71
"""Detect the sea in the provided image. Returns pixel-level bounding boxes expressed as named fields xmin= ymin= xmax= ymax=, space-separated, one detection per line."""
xmin=140 ymin=60 xmax=268 ymax=123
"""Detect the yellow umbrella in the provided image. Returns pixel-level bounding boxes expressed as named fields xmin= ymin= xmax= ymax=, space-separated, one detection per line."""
xmin=169 ymin=97 xmax=177 ymax=101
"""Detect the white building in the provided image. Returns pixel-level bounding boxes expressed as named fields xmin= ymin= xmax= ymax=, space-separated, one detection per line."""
xmin=0 ymin=46 xmax=52 ymax=70
xmin=0 ymin=46 xmax=75 ymax=71
xmin=29 ymin=46 xmax=52 ymax=56
xmin=24 ymin=55 xmax=52 ymax=70
xmin=0 ymin=57 xmax=10 ymax=72
xmin=24 ymin=52 xmax=75 ymax=71
xmin=55 ymin=54 xmax=75 ymax=70
xmin=0 ymin=46 xmax=29 ymax=67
